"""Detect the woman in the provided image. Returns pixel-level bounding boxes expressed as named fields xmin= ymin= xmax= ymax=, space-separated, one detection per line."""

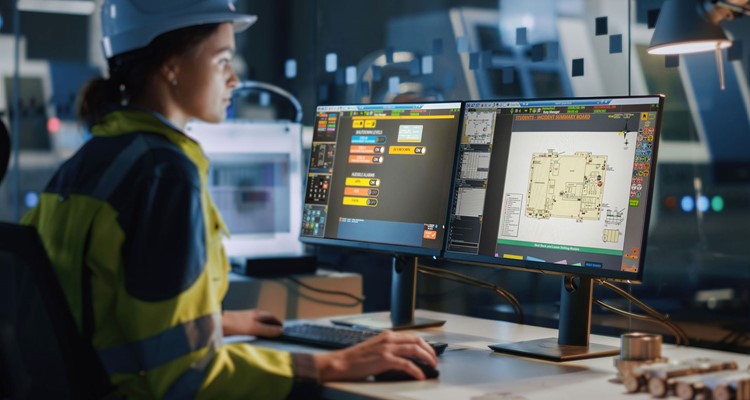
xmin=22 ymin=0 xmax=437 ymax=398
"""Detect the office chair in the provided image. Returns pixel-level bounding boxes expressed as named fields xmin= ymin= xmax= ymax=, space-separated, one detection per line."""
xmin=0 ymin=119 xmax=113 ymax=399
xmin=0 ymin=118 xmax=8 ymax=182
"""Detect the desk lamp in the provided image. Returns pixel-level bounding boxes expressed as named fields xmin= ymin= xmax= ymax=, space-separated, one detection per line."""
xmin=648 ymin=0 xmax=749 ymax=89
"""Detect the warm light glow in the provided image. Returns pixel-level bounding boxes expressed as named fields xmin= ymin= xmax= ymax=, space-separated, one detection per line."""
xmin=648 ymin=40 xmax=732 ymax=55
xmin=664 ymin=196 xmax=677 ymax=209
xmin=47 ymin=117 xmax=61 ymax=134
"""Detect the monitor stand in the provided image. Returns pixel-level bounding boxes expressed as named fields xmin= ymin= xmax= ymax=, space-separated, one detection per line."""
xmin=331 ymin=255 xmax=446 ymax=331
xmin=489 ymin=275 xmax=619 ymax=361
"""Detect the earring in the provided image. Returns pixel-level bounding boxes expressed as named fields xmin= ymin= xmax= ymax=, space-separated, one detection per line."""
xmin=119 ymin=83 xmax=129 ymax=106
xmin=170 ymin=79 xmax=178 ymax=87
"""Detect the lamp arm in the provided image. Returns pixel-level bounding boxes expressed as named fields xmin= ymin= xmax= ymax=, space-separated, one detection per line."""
xmin=715 ymin=0 xmax=750 ymax=15
xmin=234 ymin=80 xmax=303 ymax=123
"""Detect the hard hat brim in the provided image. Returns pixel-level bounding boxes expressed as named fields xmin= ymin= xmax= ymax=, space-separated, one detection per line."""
xmin=103 ymin=12 xmax=257 ymax=58
xmin=233 ymin=14 xmax=257 ymax=34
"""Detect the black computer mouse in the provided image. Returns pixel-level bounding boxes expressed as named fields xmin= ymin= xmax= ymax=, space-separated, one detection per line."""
xmin=373 ymin=357 xmax=439 ymax=382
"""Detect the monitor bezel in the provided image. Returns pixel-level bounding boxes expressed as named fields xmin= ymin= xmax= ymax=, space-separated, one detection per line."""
xmin=443 ymin=94 xmax=665 ymax=284
xmin=300 ymin=101 xmax=465 ymax=258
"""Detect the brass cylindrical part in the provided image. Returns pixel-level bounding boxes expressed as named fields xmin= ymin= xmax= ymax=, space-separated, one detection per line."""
xmin=621 ymin=332 xmax=662 ymax=361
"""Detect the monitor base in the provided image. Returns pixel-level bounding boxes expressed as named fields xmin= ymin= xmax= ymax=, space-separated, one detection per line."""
xmin=331 ymin=314 xmax=446 ymax=331
xmin=489 ymin=337 xmax=619 ymax=362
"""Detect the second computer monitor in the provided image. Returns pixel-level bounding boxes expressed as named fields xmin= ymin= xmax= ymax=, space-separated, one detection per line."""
xmin=444 ymin=96 xmax=664 ymax=360
xmin=301 ymin=102 xmax=463 ymax=256
xmin=446 ymin=96 xmax=664 ymax=283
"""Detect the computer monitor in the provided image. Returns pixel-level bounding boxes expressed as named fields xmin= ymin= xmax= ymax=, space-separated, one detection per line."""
xmin=445 ymin=95 xmax=664 ymax=360
xmin=186 ymin=120 xmax=306 ymax=260
xmin=300 ymin=101 xmax=463 ymax=329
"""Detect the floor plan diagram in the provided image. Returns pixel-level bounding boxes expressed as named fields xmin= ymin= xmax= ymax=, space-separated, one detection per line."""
xmin=525 ymin=151 xmax=607 ymax=222
xmin=605 ymin=208 xmax=625 ymax=225
xmin=497 ymin=130 xmax=635 ymax=255
xmin=463 ymin=111 xmax=495 ymax=145
xmin=603 ymin=229 xmax=621 ymax=243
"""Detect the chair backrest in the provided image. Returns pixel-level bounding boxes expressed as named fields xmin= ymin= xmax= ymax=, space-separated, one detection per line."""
xmin=0 ymin=222 xmax=113 ymax=399
xmin=0 ymin=118 xmax=9 ymax=185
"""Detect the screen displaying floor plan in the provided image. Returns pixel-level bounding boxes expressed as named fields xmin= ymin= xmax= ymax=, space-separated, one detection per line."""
xmin=446 ymin=97 xmax=663 ymax=280
xmin=497 ymin=130 xmax=636 ymax=257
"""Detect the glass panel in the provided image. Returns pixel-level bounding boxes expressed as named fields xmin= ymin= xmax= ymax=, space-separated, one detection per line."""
xmin=2 ymin=0 xmax=748 ymax=353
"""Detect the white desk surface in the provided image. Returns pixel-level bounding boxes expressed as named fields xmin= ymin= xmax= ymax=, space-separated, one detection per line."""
xmin=302 ymin=310 xmax=750 ymax=400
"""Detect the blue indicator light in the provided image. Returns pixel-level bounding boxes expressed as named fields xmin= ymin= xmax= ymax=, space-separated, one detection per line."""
xmin=25 ymin=192 xmax=39 ymax=208
xmin=680 ymin=195 xmax=694 ymax=212
xmin=697 ymin=195 xmax=710 ymax=212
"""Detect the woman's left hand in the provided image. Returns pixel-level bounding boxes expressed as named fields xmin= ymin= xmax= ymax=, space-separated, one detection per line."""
xmin=222 ymin=309 xmax=284 ymax=337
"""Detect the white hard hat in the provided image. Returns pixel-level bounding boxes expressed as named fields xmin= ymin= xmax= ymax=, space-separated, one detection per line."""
xmin=101 ymin=0 xmax=257 ymax=59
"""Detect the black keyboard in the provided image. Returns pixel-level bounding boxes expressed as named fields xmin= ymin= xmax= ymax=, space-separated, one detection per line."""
xmin=279 ymin=323 xmax=447 ymax=355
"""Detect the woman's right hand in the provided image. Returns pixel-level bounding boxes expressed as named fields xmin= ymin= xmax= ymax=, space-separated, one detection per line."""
xmin=312 ymin=331 xmax=437 ymax=381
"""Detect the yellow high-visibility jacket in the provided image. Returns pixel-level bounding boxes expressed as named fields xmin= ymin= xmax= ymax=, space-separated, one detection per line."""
xmin=22 ymin=109 xmax=317 ymax=399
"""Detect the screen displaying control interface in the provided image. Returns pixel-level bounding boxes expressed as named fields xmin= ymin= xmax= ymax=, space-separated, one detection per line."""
xmin=301 ymin=102 xmax=463 ymax=254
xmin=445 ymin=96 xmax=663 ymax=281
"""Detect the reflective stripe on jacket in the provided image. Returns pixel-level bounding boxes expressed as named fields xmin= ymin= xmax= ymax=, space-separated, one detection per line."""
xmin=23 ymin=109 xmax=314 ymax=399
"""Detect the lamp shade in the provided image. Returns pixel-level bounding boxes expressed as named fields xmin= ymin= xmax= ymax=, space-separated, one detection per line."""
xmin=648 ymin=0 xmax=731 ymax=55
